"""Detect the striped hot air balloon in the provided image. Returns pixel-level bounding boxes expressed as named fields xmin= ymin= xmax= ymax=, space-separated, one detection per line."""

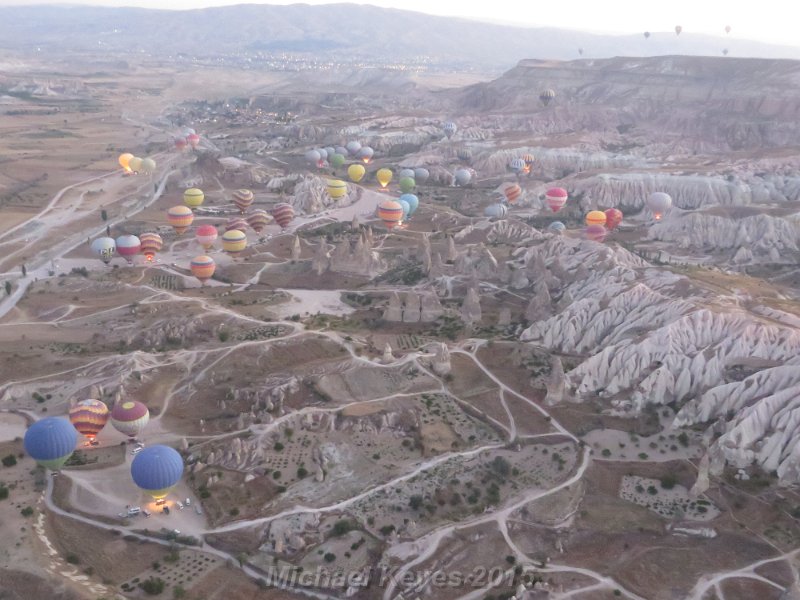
xmin=540 ymin=89 xmax=556 ymax=106
xmin=545 ymin=188 xmax=568 ymax=212
xmin=225 ymin=217 xmax=249 ymax=233
xmin=131 ymin=445 xmax=184 ymax=500
xmin=503 ymin=183 xmax=523 ymax=204
xmin=484 ymin=203 xmax=508 ymax=219
xmin=24 ymin=417 xmax=78 ymax=470
xmin=110 ymin=400 xmax=149 ymax=438
xmin=246 ymin=209 xmax=271 ymax=233
xmin=232 ymin=189 xmax=254 ymax=214
xmin=522 ymin=153 xmax=534 ymax=166
xmin=585 ymin=210 xmax=607 ymax=227
xmin=327 ymin=179 xmax=348 ymax=199
xmin=139 ymin=232 xmax=163 ymax=262
xmin=222 ymin=229 xmax=247 ymax=256
xmin=195 ymin=224 xmax=218 ymax=250
xmin=115 ymin=235 xmax=141 ymax=264
xmin=69 ymin=399 xmax=110 ymax=441
xmin=604 ymin=208 xmax=623 ymax=231
xmin=187 ymin=133 xmax=200 ymax=148
xmin=377 ymin=199 xmax=404 ymax=230
xmin=585 ymin=224 xmax=608 ymax=242
xmin=183 ymin=188 xmax=204 ymax=208
xmin=509 ymin=158 xmax=526 ymax=174
xmin=167 ymin=205 xmax=194 ymax=235
xmin=190 ymin=255 xmax=216 ymax=284
xmin=271 ymin=203 xmax=295 ymax=229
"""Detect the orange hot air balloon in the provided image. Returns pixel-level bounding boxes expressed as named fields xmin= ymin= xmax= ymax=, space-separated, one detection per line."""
xmin=167 ymin=205 xmax=194 ymax=235
xmin=604 ymin=208 xmax=623 ymax=230
xmin=377 ymin=199 xmax=404 ymax=230
xmin=232 ymin=189 xmax=254 ymax=213
xmin=190 ymin=255 xmax=216 ymax=284
xmin=503 ymin=183 xmax=523 ymax=204
xmin=69 ymin=399 xmax=110 ymax=441
xmin=246 ymin=209 xmax=271 ymax=233
xmin=139 ymin=232 xmax=163 ymax=262
xmin=585 ymin=210 xmax=607 ymax=227
xmin=119 ymin=153 xmax=134 ymax=172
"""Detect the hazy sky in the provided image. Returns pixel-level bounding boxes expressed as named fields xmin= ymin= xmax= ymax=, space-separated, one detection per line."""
xmin=3 ymin=0 xmax=797 ymax=47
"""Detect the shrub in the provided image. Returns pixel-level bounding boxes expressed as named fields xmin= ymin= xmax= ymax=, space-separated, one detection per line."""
xmin=2 ymin=454 xmax=16 ymax=467
xmin=323 ymin=552 xmax=336 ymax=563
xmin=20 ymin=506 xmax=34 ymax=517
xmin=65 ymin=553 xmax=80 ymax=564
xmin=660 ymin=474 xmax=678 ymax=490
xmin=297 ymin=466 xmax=308 ymax=478
xmin=139 ymin=577 xmax=166 ymax=595
xmin=331 ymin=519 xmax=355 ymax=537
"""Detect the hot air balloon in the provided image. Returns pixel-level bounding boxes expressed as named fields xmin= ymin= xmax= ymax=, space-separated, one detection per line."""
xmin=376 ymin=168 xmax=393 ymax=189
xmin=398 ymin=169 xmax=415 ymax=180
xmin=377 ymin=199 xmax=404 ymax=230
xmin=725 ymin=25 xmax=731 ymax=34
xmin=183 ymin=188 xmax=204 ymax=208
xmin=24 ymin=417 xmax=77 ymax=470
xmin=484 ymin=203 xmax=508 ymax=219
xmin=585 ymin=224 xmax=608 ymax=242
xmin=225 ymin=217 xmax=249 ymax=233
xmin=327 ymin=179 xmax=348 ymax=199
xmin=119 ymin=153 xmax=134 ymax=172
xmin=174 ymin=137 xmax=188 ymax=151
xmin=324 ymin=146 xmax=336 ymax=158
xmin=454 ymin=168 xmax=471 ymax=186
xmin=91 ymin=237 xmax=116 ymax=264
xmin=457 ymin=148 xmax=472 ymax=163
xmin=195 ymin=224 xmax=218 ymax=250
xmin=348 ymin=164 xmax=366 ymax=183
xmin=345 ymin=141 xmax=362 ymax=156
xmin=399 ymin=193 xmax=419 ymax=217
xmin=442 ymin=122 xmax=457 ymax=139
xmin=335 ymin=145 xmax=348 ymax=156
xmin=222 ymin=229 xmax=247 ymax=256
xmin=167 ymin=205 xmax=194 ymax=235
xmin=130 ymin=445 xmax=184 ymax=500
xmin=271 ymin=203 xmax=295 ymax=229
xmin=128 ymin=156 xmax=143 ymax=173
xmin=398 ymin=198 xmax=411 ymax=220
xmin=522 ymin=153 xmax=535 ymax=167
xmin=232 ymin=189 xmax=254 ymax=214
xmin=110 ymin=400 xmax=149 ymax=438
xmin=540 ymin=89 xmax=556 ymax=106
xmin=413 ymin=168 xmax=430 ymax=183
xmin=502 ymin=183 xmax=523 ymax=204
xmin=585 ymin=211 xmax=607 ymax=227
xmin=546 ymin=188 xmax=568 ymax=212
xmin=399 ymin=176 xmax=415 ymax=194
xmin=246 ymin=209 xmax=271 ymax=233
xmin=647 ymin=192 xmax=672 ymax=220
xmin=305 ymin=149 xmax=321 ymax=165
xmin=115 ymin=235 xmax=141 ymax=264
xmin=358 ymin=147 xmax=374 ymax=164
xmin=604 ymin=208 xmax=623 ymax=231
xmin=140 ymin=157 xmax=156 ymax=175
xmin=675 ymin=25 xmax=682 ymax=35
xmin=578 ymin=48 xmax=584 ymax=56
xmin=330 ymin=153 xmax=346 ymax=168
xmin=317 ymin=148 xmax=328 ymax=161
xmin=69 ymin=399 xmax=109 ymax=441
xmin=139 ymin=232 xmax=163 ymax=262
xmin=187 ymin=133 xmax=200 ymax=148
xmin=644 ymin=31 xmax=651 ymax=39
xmin=548 ymin=221 xmax=566 ymax=234
xmin=190 ymin=255 xmax=216 ymax=284
xmin=509 ymin=158 xmax=526 ymax=174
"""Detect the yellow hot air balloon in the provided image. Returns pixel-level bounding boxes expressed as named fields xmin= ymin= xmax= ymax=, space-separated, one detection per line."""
xmin=376 ymin=168 xmax=393 ymax=189
xmin=128 ymin=156 xmax=143 ymax=173
xmin=585 ymin=210 xmax=607 ymax=227
xmin=327 ymin=179 xmax=348 ymax=199
xmin=184 ymin=188 xmax=205 ymax=208
xmin=222 ymin=229 xmax=247 ymax=256
xmin=141 ymin=157 xmax=156 ymax=174
xmin=119 ymin=153 xmax=134 ymax=172
xmin=347 ymin=164 xmax=366 ymax=183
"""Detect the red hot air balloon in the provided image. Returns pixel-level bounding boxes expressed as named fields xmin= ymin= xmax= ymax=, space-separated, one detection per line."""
xmin=545 ymin=187 xmax=568 ymax=212
xmin=272 ymin=203 xmax=295 ymax=229
xmin=115 ymin=235 xmax=141 ymax=264
xmin=187 ymin=133 xmax=200 ymax=148
xmin=604 ymin=208 xmax=623 ymax=230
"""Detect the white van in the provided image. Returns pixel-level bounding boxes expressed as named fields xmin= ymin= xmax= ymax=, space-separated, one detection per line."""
xmin=127 ymin=507 xmax=141 ymax=516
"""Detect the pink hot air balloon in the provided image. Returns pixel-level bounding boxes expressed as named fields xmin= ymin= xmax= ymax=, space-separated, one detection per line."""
xmin=115 ymin=235 xmax=141 ymax=264
xmin=585 ymin=224 xmax=607 ymax=243
xmin=195 ymin=224 xmax=218 ymax=251
xmin=604 ymin=208 xmax=623 ymax=231
xmin=187 ymin=133 xmax=200 ymax=148
xmin=546 ymin=187 xmax=568 ymax=212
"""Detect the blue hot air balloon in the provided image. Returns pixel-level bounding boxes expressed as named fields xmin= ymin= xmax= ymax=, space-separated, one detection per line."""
xmin=548 ymin=221 xmax=566 ymax=234
xmin=398 ymin=198 xmax=410 ymax=220
xmin=130 ymin=445 xmax=184 ymax=499
xmin=399 ymin=193 xmax=419 ymax=216
xmin=24 ymin=417 xmax=78 ymax=470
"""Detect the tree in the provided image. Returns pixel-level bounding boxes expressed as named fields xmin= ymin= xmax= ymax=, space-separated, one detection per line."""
xmin=2 ymin=454 xmax=17 ymax=467
xmin=323 ymin=552 xmax=336 ymax=563
xmin=409 ymin=495 xmax=423 ymax=511
xmin=173 ymin=585 xmax=186 ymax=599
xmin=100 ymin=209 xmax=108 ymax=221
xmin=21 ymin=264 xmax=26 ymax=277
xmin=3 ymin=281 xmax=10 ymax=296
xmin=139 ymin=577 xmax=166 ymax=595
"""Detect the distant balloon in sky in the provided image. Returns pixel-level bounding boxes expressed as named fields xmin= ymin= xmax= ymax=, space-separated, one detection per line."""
xmin=725 ymin=25 xmax=731 ymax=34
xmin=442 ymin=121 xmax=457 ymax=139
xmin=675 ymin=25 xmax=682 ymax=35
xmin=539 ymin=89 xmax=556 ymax=106
xmin=644 ymin=31 xmax=651 ymax=39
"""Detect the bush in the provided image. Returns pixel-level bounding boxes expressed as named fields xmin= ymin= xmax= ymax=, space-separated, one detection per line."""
xmin=409 ymin=495 xmax=423 ymax=511
xmin=0 ymin=486 xmax=7 ymax=500
xmin=2 ymin=454 xmax=16 ymax=467
xmin=677 ymin=432 xmax=689 ymax=447
xmin=20 ymin=506 xmax=34 ymax=517
xmin=229 ymin=507 xmax=240 ymax=517
xmin=65 ymin=553 xmax=80 ymax=564
xmin=173 ymin=585 xmax=186 ymax=598
xmin=331 ymin=519 xmax=355 ymax=537
xmin=323 ymin=552 xmax=336 ymax=563
xmin=647 ymin=486 xmax=658 ymax=495
xmin=601 ymin=449 xmax=611 ymax=457
xmin=273 ymin=442 xmax=284 ymax=451
xmin=139 ymin=577 xmax=166 ymax=595
xmin=660 ymin=474 xmax=678 ymax=490
xmin=218 ymin=330 xmax=229 ymax=342
xmin=272 ymin=470 xmax=281 ymax=480
xmin=297 ymin=466 xmax=308 ymax=478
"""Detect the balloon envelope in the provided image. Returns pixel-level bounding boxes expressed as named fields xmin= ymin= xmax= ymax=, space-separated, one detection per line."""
xmin=111 ymin=401 xmax=150 ymax=438
xmin=195 ymin=224 xmax=218 ymax=249
xmin=69 ymin=399 xmax=109 ymax=439
xmin=130 ymin=445 xmax=184 ymax=499
xmin=141 ymin=158 xmax=156 ymax=174
xmin=24 ymin=417 xmax=77 ymax=470
xmin=484 ymin=203 xmax=508 ymax=219
xmin=119 ymin=153 xmax=134 ymax=171
xmin=647 ymin=192 xmax=673 ymax=220
xmin=585 ymin=211 xmax=607 ymax=227
xmin=377 ymin=199 xmax=404 ymax=229
xmin=305 ymin=149 xmax=321 ymax=165
xmin=330 ymin=153 xmax=346 ymax=168
xmin=222 ymin=229 xmax=247 ymax=256
xmin=139 ymin=232 xmax=163 ymax=261
xmin=443 ymin=122 xmax=457 ymax=138
xmin=585 ymin=224 xmax=608 ymax=242
xmin=190 ymin=255 xmax=216 ymax=283
xmin=327 ymin=179 xmax=348 ymax=199
xmin=503 ymin=183 xmax=522 ymax=204
xmin=348 ymin=164 xmax=366 ymax=183
xmin=399 ymin=193 xmax=419 ymax=216
xmin=546 ymin=188 xmax=568 ymax=212
xmin=358 ymin=147 xmax=374 ymax=163
xmin=399 ymin=176 xmax=415 ymax=193
xmin=454 ymin=168 xmax=471 ymax=186
xmin=168 ymin=205 xmax=194 ymax=234
xmin=272 ymin=203 xmax=295 ymax=229
xmin=91 ymin=237 xmax=116 ymax=264
xmin=376 ymin=168 xmax=393 ymax=188
xmin=184 ymin=188 xmax=204 ymax=208
xmin=232 ymin=189 xmax=254 ymax=213
xmin=413 ymin=168 xmax=430 ymax=183
xmin=548 ymin=221 xmax=566 ymax=234
xmin=604 ymin=208 xmax=623 ymax=230
xmin=246 ymin=209 xmax=271 ymax=233
xmin=115 ymin=235 xmax=141 ymax=263
xmin=128 ymin=157 xmax=143 ymax=173
xmin=345 ymin=141 xmax=362 ymax=156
